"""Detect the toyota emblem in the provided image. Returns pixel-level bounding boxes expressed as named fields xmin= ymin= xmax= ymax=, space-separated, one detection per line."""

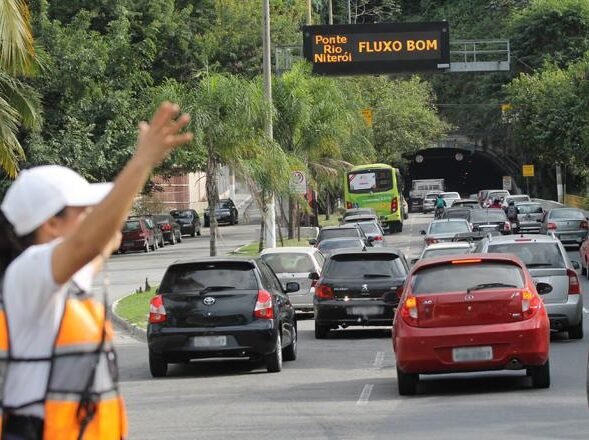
xmin=203 ymin=297 xmax=216 ymax=306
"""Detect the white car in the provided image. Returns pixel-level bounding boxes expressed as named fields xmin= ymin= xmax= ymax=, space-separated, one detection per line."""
xmin=260 ymin=247 xmax=325 ymax=313
xmin=439 ymin=191 xmax=461 ymax=208
xmin=412 ymin=242 xmax=474 ymax=264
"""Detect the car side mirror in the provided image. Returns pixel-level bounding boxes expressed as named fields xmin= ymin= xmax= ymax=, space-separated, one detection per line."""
xmin=308 ymin=272 xmax=320 ymax=281
xmin=420 ymin=230 xmax=426 ymax=235
xmin=285 ymin=282 xmax=300 ymax=293
xmin=535 ymin=282 xmax=553 ymax=296
xmin=308 ymin=238 xmax=317 ymax=245
xmin=572 ymin=261 xmax=581 ymax=270
xmin=410 ymin=258 xmax=419 ymax=265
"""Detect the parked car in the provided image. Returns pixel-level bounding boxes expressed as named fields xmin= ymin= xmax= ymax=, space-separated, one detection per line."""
xmin=439 ymin=191 xmax=461 ymax=208
xmin=412 ymin=242 xmax=473 ymax=263
xmin=314 ymin=249 xmax=409 ymax=338
xmin=450 ymin=199 xmax=481 ymax=210
xmin=120 ymin=217 xmax=158 ymax=253
xmin=470 ymin=208 xmax=512 ymax=234
xmin=317 ymin=237 xmax=367 ymax=256
xmin=309 ymin=224 xmax=370 ymax=247
xmin=422 ymin=192 xmax=441 ymax=214
xmin=356 ymin=221 xmax=386 ymax=246
xmin=539 ymin=208 xmax=589 ymax=247
xmin=133 ymin=215 xmax=164 ymax=248
xmin=476 ymin=234 xmax=583 ymax=339
xmin=420 ymin=219 xmax=472 ymax=246
xmin=393 ymin=253 xmax=551 ymax=395
xmin=154 ymin=214 xmax=182 ymax=245
xmin=204 ymin=199 xmax=239 ymax=226
xmin=147 ymin=258 xmax=299 ymax=377
xmin=514 ymin=202 xmax=544 ymax=234
xmin=170 ymin=209 xmax=202 ymax=237
xmin=260 ymin=247 xmax=325 ymax=313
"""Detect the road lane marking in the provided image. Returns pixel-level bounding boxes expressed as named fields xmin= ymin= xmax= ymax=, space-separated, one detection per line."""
xmin=373 ymin=351 xmax=385 ymax=369
xmin=357 ymin=384 xmax=374 ymax=406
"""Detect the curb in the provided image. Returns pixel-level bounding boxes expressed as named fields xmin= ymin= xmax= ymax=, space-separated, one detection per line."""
xmin=111 ymin=297 xmax=147 ymax=342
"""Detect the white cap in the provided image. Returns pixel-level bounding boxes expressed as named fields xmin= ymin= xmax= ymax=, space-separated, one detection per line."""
xmin=1 ymin=165 xmax=113 ymax=236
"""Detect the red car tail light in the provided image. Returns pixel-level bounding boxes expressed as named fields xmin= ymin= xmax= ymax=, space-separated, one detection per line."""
xmin=451 ymin=259 xmax=482 ymax=265
xmin=254 ymin=290 xmax=274 ymax=319
xmin=391 ymin=198 xmax=398 ymax=214
xmin=149 ymin=295 xmax=167 ymax=324
xmin=425 ymin=237 xmax=438 ymax=245
xmin=581 ymin=220 xmax=589 ymax=230
xmin=373 ymin=235 xmax=384 ymax=241
xmin=567 ymin=269 xmax=581 ymax=295
xmin=547 ymin=222 xmax=557 ymax=230
xmin=315 ymin=284 xmax=334 ymax=299
xmin=162 ymin=224 xmax=172 ymax=231
xmin=521 ymin=289 xmax=541 ymax=319
xmin=400 ymin=296 xmax=418 ymax=326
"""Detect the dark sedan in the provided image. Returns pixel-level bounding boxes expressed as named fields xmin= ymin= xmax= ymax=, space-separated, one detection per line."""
xmin=170 ymin=209 xmax=202 ymax=237
xmin=154 ymin=214 xmax=183 ymax=245
xmin=204 ymin=199 xmax=239 ymax=226
xmin=470 ymin=208 xmax=512 ymax=235
xmin=313 ymin=249 xmax=409 ymax=338
xmin=147 ymin=258 xmax=299 ymax=376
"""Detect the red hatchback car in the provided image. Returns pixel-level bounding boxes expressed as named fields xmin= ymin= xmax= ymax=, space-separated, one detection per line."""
xmin=393 ymin=253 xmax=551 ymax=395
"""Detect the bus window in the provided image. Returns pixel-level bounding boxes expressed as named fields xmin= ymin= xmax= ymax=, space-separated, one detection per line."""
xmin=348 ymin=169 xmax=393 ymax=194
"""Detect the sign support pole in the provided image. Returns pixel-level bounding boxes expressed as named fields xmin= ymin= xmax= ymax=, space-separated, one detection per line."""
xmin=262 ymin=0 xmax=276 ymax=248
xmin=328 ymin=0 xmax=333 ymax=24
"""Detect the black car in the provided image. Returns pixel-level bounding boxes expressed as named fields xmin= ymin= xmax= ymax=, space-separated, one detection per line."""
xmin=154 ymin=214 xmax=182 ymax=245
xmin=170 ymin=209 xmax=202 ymax=237
xmin=147 ymin=258 xmax=299 ymax=377
xmin=309 ymin=224 xmax=371 ymax=247
xmin=312 ymin=249 xmax=409 ymax=338
xmin=470 ymin=208 xmax=512 ymax=235
xmin=442 ymin=207 xmax=472 ymax=221
xmin=204 ymin=199 xmax=239 ymax=227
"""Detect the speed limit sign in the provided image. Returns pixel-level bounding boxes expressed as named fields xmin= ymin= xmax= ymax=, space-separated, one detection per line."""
xmin=291 ymin=171 xmax=307 ymax=194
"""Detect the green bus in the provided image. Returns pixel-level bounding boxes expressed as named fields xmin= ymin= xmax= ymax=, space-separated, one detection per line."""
xmin=344 ymin=163 xmax=405 ymax=233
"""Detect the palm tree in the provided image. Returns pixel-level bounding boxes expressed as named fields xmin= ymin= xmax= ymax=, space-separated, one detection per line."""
xmin=0 ymin=0 xmax=41 ymax=177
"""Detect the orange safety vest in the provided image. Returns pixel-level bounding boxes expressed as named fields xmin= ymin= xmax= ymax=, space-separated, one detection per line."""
xmin=0 ymin=283 xmax=128 ymax=439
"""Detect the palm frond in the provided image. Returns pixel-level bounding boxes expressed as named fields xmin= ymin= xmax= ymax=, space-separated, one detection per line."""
xmin=0 ymin=94 xmax=24 ymax=177
xmin=0 ymin=0 xmax=35 ymax=76
xmin=0 ymin=71 xmax=41 ymax=129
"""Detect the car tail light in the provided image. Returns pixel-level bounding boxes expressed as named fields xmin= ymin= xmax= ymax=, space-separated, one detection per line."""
xmin=315 ymin=284 xmax=334 ymax=299
xmin=254 ymin=290 xmax=274 ymax=319
xmin=391 ymin=198 xmax=398 ymax=213
xmin=346 ymin=202 xmax=353 ymax=209
xmin=452 ymin=259 xmax=482 ymax=264
xmin=400 ymin=296 xmax=418 ymax=326
xmin=149 ymin=295 xmax=167 ymax=324
xmin=425 ymin=237 xmax=438 ymax=245
xmin=547 ymin=222 xmax=557 ymax=230
xmin=137 ymin=231 xmax=146 ymax=238
xmin=162 ymin=224 xmax=172 ymax=231
xmin=521 ymin=289 xmax=541 ymax=319
xmin=373 ymin=235 xmax=383 ymax=241
xmin=581 ymin=220 xmax=589 ymax=230
xmin=567 ymin=269 xmax=581 ymax=295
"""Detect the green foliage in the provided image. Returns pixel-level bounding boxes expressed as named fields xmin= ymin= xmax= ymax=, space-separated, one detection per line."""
xmin=510 ymin=0 xmax=589 ymax=71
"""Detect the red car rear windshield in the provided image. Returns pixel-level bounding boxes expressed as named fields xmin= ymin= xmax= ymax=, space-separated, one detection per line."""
xmin=411 ymin=262 xmax=524 ymax=294
xmin=123 ymin=221 xmax=141 ymax=232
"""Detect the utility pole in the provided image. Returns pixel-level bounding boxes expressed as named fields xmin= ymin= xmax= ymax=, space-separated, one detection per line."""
xmin=262 ymin=0 xmax=277 ymax=248
xmin=328 ymin=0 xmax=333 ymax=24
xmin=556 ymin=163 xmax=564 ymax=204
xmin=347 ymin=0 xmax=352 ymax=24
xmin=307 ymin=0 xmax=312 ymax=25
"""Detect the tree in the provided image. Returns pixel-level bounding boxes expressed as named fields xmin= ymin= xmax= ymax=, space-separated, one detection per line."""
xmin=0 ymin=0 xmax=41 ymax=177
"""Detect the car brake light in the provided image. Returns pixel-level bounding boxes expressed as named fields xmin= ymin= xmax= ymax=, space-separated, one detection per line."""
xmin=149 ymin=295 xmax=167 ymax=324
xmin=547 ymin=222 xmax=557 ymax=230
xmin=391 ymin=198 xmax=398 ymax=213
xmin=425 ymin=237 xmax=438 ymax=245
xmin=567 ymin=269 xmax=580 ymax=295
xmin=373 ymin=235 xmax=383 ymax=241
xmin=254 ymin=290 xmax=274 ymax=319
xmin=521 ymin=289 xmax=541 ymax=319
xmin=581 ymin=220 xmax=589 ymax=230
xmin=315 ymin=284 xmax=334 ymax=299
xmin=162 ymin=224 xmax=172 ymax=231
xmin=400 ymin=296 xmax=418 ymax=326
xmin=451 ymin=259 xmax=482 ymax=264
xmin=346 ymin=202 xmax=353 ymax=209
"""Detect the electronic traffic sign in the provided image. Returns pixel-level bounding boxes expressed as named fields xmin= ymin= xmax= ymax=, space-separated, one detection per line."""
xmin=303 ymin=22 xmax=450 ymax=75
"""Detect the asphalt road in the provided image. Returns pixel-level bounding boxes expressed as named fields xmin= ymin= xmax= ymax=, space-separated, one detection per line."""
xmin=113 ymin=213 xmax=589 ymax=440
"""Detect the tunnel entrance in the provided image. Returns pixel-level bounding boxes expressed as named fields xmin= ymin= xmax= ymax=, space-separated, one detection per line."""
xmin=404 ymin=148 xmax=508 ymax=197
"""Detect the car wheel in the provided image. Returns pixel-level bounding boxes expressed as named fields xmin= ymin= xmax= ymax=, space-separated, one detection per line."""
xmin=314 ymin=322 xmax=329 ymax=339
xmin=569 ymin=318 xmax=584 ymax=340
xmin=171 ymin=233 xmax=176 ymax=245
xmin=283 ymin=326 xmax=297 ymax=362
xmin=397 ymin=365 xmax=418 ymax=396
xmin=265 ymin=333 xmax=283 ymax=373
xmin=149 ymin=352 xmax=168 ymax=378
xmin=530 ymin=360 xmax=550 ymax=389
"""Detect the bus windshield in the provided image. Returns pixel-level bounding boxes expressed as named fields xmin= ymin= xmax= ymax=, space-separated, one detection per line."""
xmin=348 ymin=169 xmax=393 ymax=194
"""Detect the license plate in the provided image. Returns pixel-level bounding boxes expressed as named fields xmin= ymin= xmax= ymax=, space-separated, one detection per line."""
xmin=452 ymin=346 xmax=493 ymax=362
xmin=349 ymin=306 xmax=383 ymax=316
xmin=191 ymin=336 xmax=227 ymax=347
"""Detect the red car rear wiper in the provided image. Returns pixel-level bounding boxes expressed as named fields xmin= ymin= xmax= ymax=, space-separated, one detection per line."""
xmin=466 ymin=283 xmax=518 ymax=294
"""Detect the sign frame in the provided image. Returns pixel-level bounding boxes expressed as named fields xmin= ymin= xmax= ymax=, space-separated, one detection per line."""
xmin=303 ymin=22 xmax=450 ymax=75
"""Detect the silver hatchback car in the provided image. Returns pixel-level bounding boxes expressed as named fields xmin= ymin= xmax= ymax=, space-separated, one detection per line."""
xmin=477 ymin=234 xmax=584 ymax=339
xmin=260 ymin=247 xmax=325 ymax=313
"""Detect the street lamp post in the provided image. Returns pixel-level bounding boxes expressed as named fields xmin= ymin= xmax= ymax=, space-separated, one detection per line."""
xmin=328 ymin=0 xmax=333 ymax=24
xmin=262 ymin=0 xmax=277 ymax=248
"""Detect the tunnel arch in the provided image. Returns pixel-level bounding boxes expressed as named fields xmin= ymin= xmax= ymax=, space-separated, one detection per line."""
xmin=403 ymin=147 xmax=518 ymax=197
